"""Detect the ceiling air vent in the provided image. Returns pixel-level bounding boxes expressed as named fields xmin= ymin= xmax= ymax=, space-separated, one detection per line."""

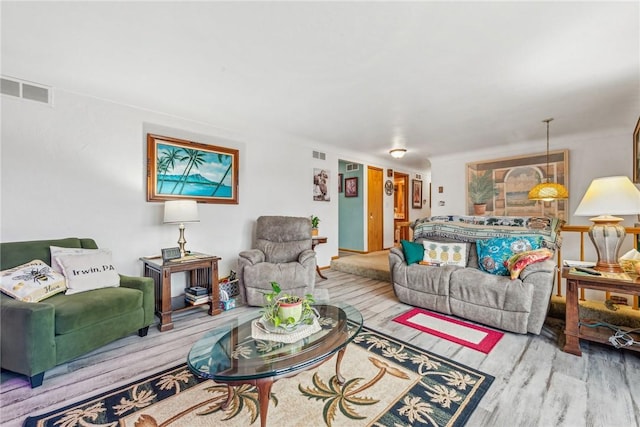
xmin=346 ymin=163 xmax=360 ymax=171
xmin=312 ymin=150 xmax=326 ymax=160
xmin=1 ymin=76 xmax=52 ymax=105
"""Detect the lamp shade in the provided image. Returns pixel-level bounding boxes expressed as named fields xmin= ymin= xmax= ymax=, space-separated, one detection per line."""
xmin=163 ymin=200 xmax=200 ymax=224
xmin=528 ymin=182 xmax=569 ymax=201
xmin=574 ymin=176 xmax=640 ymax=217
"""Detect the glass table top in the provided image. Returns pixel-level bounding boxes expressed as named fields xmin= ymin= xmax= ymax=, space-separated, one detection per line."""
xmin=187 ymin=303 xmax=363 ymax=382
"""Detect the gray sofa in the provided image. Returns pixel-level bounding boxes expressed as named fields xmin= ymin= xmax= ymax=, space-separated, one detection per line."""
xmin=389 ymin=216 xmax=562 ymax=335
xmin=238 ymin=216 xmax=316 ymax=306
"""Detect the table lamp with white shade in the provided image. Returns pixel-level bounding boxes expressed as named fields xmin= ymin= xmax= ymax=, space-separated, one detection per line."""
xmin=164 ymin=200 xmax=200 ymax=258
xmin=574 ymin=176 xmax=640 ymax=272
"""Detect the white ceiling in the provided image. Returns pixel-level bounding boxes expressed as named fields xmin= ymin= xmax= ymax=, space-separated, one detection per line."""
xmin=2 ymin=1 xmax=639 ymax=170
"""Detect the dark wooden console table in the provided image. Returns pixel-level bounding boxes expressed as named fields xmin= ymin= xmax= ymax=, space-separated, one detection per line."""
xmin=141 ymin=253 xmax=221 ymax=332
xmin=562 ymin=267 xmax=640 ymax=356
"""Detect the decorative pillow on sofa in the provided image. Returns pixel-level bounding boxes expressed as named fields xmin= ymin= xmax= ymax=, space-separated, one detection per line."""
xmin=50 ymin=246 xmax=108 ymax=273
xmin=476 ymin=236 xmax=544 ymax=276
xmin=422 ymin=240 xmax=469 ymax=267
xmin=0 ymin=260 xmax=67 ymax=302
xmin=505 ymin=248 xmax=554 ymax=279
xmin=55 ymin=251 xmax=120 ymax=295
xmin=400 ymin=240 xmax=424 ymax=265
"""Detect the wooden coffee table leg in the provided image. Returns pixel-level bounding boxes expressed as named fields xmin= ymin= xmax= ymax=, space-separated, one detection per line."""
xmin=335 ymin=347 xmax=346 ymax=385
xmin=255 ymin=377 xmax=274 ymax=427
xmin=222 ymin=384 xmax=233 ymax=409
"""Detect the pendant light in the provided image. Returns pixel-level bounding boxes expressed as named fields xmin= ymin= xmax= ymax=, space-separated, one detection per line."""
xmin=528 ymin=118 xmax=569 ymax=201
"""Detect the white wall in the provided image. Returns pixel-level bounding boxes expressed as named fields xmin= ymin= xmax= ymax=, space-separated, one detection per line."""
xmin=1 ymin=91 xmax=428 ymax=281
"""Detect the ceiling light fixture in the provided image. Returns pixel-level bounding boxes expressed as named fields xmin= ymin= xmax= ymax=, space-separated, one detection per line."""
xmin=528 ymin=118 xmax=569 ymax=201
xmin=389 ymin=148 xmax=407 ymax=159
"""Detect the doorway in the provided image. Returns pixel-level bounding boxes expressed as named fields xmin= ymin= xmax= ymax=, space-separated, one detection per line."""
xmin=367 ymin=166 xmax=384 ymax=252
xmin=393 ymin=172 xmax=409 ymax=243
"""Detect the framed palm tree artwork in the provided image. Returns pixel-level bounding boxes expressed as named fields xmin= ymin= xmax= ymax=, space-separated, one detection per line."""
xmin=146 ymin=134 xmax=239 ymax=204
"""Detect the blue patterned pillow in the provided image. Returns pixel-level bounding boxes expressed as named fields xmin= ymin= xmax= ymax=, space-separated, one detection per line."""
xmin=476 ymin=236 xmax=544 ymax=276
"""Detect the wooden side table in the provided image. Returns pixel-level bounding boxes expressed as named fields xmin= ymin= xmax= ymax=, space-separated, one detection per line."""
xmin=562 ymin=267 xmax=640 ymax=356
xmin=311 ymin=236 xmax=328 ymax=280
xmin=141 ymin=253 xmax=222 ymax=332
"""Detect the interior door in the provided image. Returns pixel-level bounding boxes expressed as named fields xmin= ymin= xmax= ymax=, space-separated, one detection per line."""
xmin=394 ymin=172 xmax=409 ymax=243
xmin=367 ymin=166 xmax=384 ymax=252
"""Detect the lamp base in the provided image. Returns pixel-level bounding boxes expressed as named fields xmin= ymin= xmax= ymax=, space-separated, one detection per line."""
xmin=177 ymin=223 xmax=187 ymax=258
xmin=588 ymin=215 xmax=625 ymax=273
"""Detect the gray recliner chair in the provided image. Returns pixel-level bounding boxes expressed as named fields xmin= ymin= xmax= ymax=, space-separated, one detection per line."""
xmin=238 ymin=216 xmax=316 ymax=306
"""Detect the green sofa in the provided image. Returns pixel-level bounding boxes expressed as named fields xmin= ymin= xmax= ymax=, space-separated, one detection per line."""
xmin=0 ymin=237 xmax=154 ymax=387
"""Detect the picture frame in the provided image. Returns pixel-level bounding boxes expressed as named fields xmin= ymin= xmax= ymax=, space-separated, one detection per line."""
xmin=633 ymin=117 xmax=640 ymax=183
xmin=313 ymin=168 xmax=331 ymax=202
xmin=412 ymin=180 xmax=423 ymax=209
xmin=345 ymin=177 xmax=358 ymax=197
xmin=147 ymin=134 xmax=239 ymax=204
xmin=466 ymin=149 xmax=569 ymax=219
xmin=338 ymin=173 xmax=343 ymax=193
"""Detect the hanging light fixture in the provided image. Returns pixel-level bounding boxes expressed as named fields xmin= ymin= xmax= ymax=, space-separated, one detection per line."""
xmin=528 ymin=118 xmax=569 ymax=201
xmin=389 ymin=148 xmax=407 ymax=159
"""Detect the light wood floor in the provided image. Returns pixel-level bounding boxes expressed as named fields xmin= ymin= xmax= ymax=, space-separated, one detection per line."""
xmin=1 ymin=269 xmax=639 ymax=427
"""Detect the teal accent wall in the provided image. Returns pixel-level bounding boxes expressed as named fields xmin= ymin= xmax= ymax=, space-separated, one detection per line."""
xmin=338 ymin=160 xmax=364 ymax=251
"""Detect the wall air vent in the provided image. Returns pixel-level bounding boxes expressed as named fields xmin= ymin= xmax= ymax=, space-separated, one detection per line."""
xmin=312 ymin=150 xmax=326 ymax=160
xmin=346 ymin=163 xmax=360 ymax=172
xmin=1 ymin=76 xmax=52 ymax=105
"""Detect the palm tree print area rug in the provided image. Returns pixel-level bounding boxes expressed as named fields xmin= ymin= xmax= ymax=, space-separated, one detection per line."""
xmin=25 ymin=325 xmax=494 ymax=427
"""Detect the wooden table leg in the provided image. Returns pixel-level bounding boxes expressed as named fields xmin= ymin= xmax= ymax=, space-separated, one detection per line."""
xmin=255 ymin=377 xmax=274 ymax=427
xmin=316 ymin=265 xmax=327 ymax=280
xmin=563 ymin=278 xmax=582 ymax=356
xmin=222 ymin=384 xmax=233 ymax=409
xmin=335 ymin=347 xmax=346 ymax=384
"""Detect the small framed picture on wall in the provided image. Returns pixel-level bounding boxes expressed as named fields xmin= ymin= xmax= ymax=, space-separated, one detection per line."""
xmin=345 ymin=177 xmax=358 ymax=197
xmin=338 ymin=173 xmax=343 ymax=192
xmin=412 ymin=179 xmax=423 ymax=209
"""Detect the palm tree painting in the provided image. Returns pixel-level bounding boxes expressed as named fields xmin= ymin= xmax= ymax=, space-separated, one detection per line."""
xmin=147 ymin=134 xmax=239 ymax=204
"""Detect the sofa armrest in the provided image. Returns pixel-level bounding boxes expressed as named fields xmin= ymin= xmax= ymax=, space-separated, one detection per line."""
xmin=520 ymin=259 xmax=557 ymax=334
xmin=0 ymin=295 xmax=56 ymax=377
xmin=119 ymin=274 xmax=155 ymax=327
xmin=298 ymin=249 xmax=316 ymax=266
xmin=239 ymin=249 xmax=265 ymax=266
xmin=389 ymin=247 xmax=406 ymax=267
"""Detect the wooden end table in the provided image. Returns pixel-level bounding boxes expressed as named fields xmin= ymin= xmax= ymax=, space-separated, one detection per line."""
xmin=140 ymin=253 xmax=222 ymax=332
xmin=562 ymin=267 xmax=640 ymax=356
xmin=312 ymin=236 xmax=328 ymax=279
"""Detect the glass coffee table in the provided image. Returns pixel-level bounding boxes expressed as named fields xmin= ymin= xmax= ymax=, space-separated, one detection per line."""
xmin=187 ymin=303 xmax=363 ymax=427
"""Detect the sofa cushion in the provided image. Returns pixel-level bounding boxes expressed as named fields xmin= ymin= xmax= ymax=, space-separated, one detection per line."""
xmin=450 ymin=268 xmax=533 ymax=313
xmin=476 ymin=236 xmax=543 ymax=276
xmin=0 ymin=260 xmax=67 ymax=302
xmin=55 ymin=252 xmax=120 ymax=295
xmin=50 ymin=246 xmax=109 ymax=274
xmin=401 ymin=240 xmax=424 ymax=265
xmin=422 ymin=240 xmax=469 ymax=267
xmin=47 ymin=287 xmax=143 ymax=335
xmin=505 ymin=248 xmax=554 ymax=279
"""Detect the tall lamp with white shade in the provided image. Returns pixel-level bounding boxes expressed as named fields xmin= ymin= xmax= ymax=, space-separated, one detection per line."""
xmin=164 ymin=200 xmax=200 ymax=258
xmin=574 ymin=176 xmax=640 ymax=272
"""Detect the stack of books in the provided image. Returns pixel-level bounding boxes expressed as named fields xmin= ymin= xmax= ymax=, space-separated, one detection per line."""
xmin=185 ymin=286 xmax=210 ymax=306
